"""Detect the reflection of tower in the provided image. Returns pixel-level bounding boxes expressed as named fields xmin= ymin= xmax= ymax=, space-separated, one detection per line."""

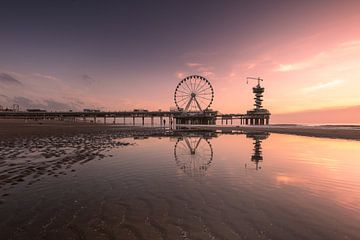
xmin=174 ymin=136 xmax=213 ymax=176
xmin=246 ymin=132 xmax=270 ymax=170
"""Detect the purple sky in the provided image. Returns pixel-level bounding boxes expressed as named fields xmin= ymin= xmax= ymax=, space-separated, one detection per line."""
xmin=1 ymin=0 xmax=360 ymax=123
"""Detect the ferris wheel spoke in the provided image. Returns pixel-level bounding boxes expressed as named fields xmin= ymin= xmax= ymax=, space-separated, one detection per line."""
xmin=179 ymin=100 xmax=188 ymax=108
xmin=197 ymin=98 xmax=207 ymax=104
xmin=197 ymin=80 xmax=210 ymax=91
xmin=176 ymin=94 xmax=190 ymax=98
xmin=177 ymin=101 xmax=190 ymax=108
xmin=179 ymin=142 xmax=190 ymax=153
xmin=188 ymin=77 xmax=194 ymax=92
xmin=178 ymin=102 xmax=188 ymax=109
xmin=177 ymin=145 xmax=188 ymax=153
xmin=176 ymin=95 xmax=191 ymax=99
xmin=190 ymin=78 xmax=195 ymax=91
xmin=196 ymin=80 xmax=208 ymax=92
xmin=198 ymin=87 xmax=212 ymax=94
xmin=197 ymin=95 xmax=212 ymax=101
xmin=193 ymin=78 xmax=202 ymax=91
xmin=180 ymin=83 xmax=191 ymax=93
xmin=195 ymin=78 xmax=202 ymax=91
xmin=194 ymin=77 xmax=199 ymax=88
xmin=198 ymin=97 xmax=211 ymax=103
xmin=192 ymin=77 xmax=198 ymax=91
xmin=177 ymin=97 xmax=190 ymax=103
xmin=197 ymin=98 xmax=208 ymax=107
xmin=197 ymin=92 xmax=212 ymax=96
xmin=183 ymin=80 xmax=192 ymax=92
xmin=175 ymin=148 xmax=187 ymax=154
xmin=197 ymin=94 xmax=212 ymax=99
xmin=176 ymin=89 xmax=190 ymax=95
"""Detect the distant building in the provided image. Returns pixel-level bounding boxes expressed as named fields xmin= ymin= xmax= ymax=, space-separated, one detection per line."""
xmin=133 ymin=109 xmax=148 ymax=112
xmin=26 ymin=109 xmax=47 ymax=112
xmin=83 ymin=109 xmax=100 ymax=113
xmin=12 ymin=104 xmax=19 ymax=112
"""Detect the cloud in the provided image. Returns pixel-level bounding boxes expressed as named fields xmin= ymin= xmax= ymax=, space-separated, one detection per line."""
xmin=274 ymin=39 xmax=360 ymax=72
xmin=302 ymin=80 xmax=344 ymax=93
xmin=341 ymin=40 xmax=360 ymax=47
xmin=186 ymin=62 xmax=202 ymax=68
xmin=271 ymin=105 xmax=360 ymax=124
xmin=179 ymin=62 xmax=216 ymax=79
xmin=10 ymin=96 xmax=78 ymax=111
xmin=34 ymin=73 xmax=59 ymax=81
xmin=82 ymin=74 xmax=95 ymax=84
xmin=175 ymin=71 xmax=186 ymax=79
xmin=0 ymin=69 xmax=104 ymax=111
xmin=202 ymin=71 xmax=214 ymax=77
xmin=274 ymin=52 xmax=326 ymax=72
xmin=0 ymin=73 xmax=22 ymax=85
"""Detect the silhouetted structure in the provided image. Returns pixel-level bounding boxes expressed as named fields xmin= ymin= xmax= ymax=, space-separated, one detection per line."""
xmin=0 ymin=75 xmax=271 ymax=125
xmin=245 ymin=77 xmax=271 ymax=125
xmin=174 ymin=75 xmax=217 ymax=125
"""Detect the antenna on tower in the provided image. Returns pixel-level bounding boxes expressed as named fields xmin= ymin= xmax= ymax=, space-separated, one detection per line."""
xmin=246 ymin=77 xmax=263 ymax=86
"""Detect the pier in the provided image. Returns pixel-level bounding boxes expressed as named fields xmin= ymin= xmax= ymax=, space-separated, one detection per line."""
xmin=0 ymin=110 xmax=268 ymax=126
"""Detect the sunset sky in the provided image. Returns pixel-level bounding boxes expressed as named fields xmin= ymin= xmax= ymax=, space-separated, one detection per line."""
xmin=1 ymin=0 xmax=360 ymax=123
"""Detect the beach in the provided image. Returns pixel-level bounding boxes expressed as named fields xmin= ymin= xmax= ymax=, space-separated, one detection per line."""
xmin=0 ymin=119 xmax=165 ymax=139
xmin=1 ymin=119 xmax=360 ymax=239
xmin=1 ymin=119 xmax=359 ymax=140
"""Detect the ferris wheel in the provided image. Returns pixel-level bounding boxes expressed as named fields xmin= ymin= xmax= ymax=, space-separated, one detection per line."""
xmin=174 ymin=75 xmax=214 ymax=112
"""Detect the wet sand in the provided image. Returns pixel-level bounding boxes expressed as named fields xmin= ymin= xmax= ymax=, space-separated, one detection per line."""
xmin=0 ymin=119 xmax=168 ymax=139
xmin=1 ymin=120 xmax=360 ymax=239
xmin=0 ymin=119 xmax=167 ymax=190
xmin=1 ymin=119 xmax=359 ymax=140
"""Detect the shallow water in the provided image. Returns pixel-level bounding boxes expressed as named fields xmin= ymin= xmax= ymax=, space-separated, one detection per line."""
xmin=0 ymin=131 xmax=359 ymax=239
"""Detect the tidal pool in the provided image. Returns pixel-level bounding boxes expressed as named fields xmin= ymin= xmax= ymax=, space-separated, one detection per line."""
xmin=0 ymin=131 xmax=359 ymax=239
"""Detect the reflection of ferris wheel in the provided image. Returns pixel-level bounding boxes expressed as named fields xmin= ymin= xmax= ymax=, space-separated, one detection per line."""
xmin=174 ymin=75 xmax=214 ymax=112
xmin=174 ymin=136 xmax=213 ymax=176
